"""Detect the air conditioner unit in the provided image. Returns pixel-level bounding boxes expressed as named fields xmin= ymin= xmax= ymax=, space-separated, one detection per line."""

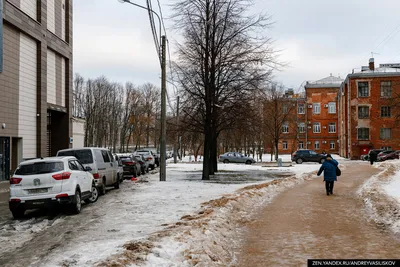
xmin=322 ymin=141 xmax=327 ymax=144
xmin=324 ymin=104 xmax=329 ymax=108
xmin=308 ymin=104 xmax=313 ymax=108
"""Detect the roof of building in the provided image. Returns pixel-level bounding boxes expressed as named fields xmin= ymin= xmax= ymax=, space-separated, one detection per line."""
xmin=305 ymin=74 xmax=343 ymax=88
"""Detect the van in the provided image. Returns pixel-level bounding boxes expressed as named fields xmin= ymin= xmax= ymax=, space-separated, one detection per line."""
xmin=56 ymin=148 xmax=120 ymax=195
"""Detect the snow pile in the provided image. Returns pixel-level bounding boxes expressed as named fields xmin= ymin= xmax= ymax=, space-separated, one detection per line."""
xmin=358 ymin=160 xmax=400 ymax=234
xmin=96 ymin=170 xmax=317 ymax=266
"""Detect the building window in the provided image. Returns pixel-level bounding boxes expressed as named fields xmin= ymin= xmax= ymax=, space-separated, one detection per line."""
xmin=282 ymin=123 xmax=289 ymax=133
xmin=330 ymin=141 xmax=335 ymax=150
xmin=313 ymin=122 xmax=321 ymax=133
xmin=314 ymin=141 xmax=320 ymax=150
xmin=380 ymin=81 xmax=392 ymax=98
xmin=313 ymin=103 xmax=321 ymax=114
xmin=298 ymin=122 xmax=305 ymax=133
xmin=328 ymin=123 xmax=336 ymax=133
xmin=282 ymin=141 xmax=288 ymax=150
xmin=298 ymin=141 xmax=304 ymax=149
xmin=357 ymin=128 xmax=369 ymax=140
xmin=328 ymin=102 xmax=336 ymax=114
xmin=298 ymin=103 xmax=305 ymax=114
xmin=283 ymin=104 xmax=288 ymax=114
xmin=381 ymin=106 xmax=391 ymax=118
xmin=358 ymin=106 xmax=369 ymax=119
xmin=358 ymin=82 xmax=369 ymax=97
xmin=380 ymin=128 xmax=392 ymax=140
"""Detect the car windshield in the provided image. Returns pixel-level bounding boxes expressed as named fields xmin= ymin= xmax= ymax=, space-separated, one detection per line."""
xmin=121 ymin=157 xmax=133 ymax=163
xmin=15 ymin=161 xmax=64 ymax=175
xmin=57 ymin=149 xmax=93 ymax=164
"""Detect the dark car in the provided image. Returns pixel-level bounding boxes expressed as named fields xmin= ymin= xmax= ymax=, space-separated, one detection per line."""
xmin=291 ymin=149 xmax=327 ymax=164
xmin=118 ymin=155 xmax=141 ymax=179
xmin=379 ymin=150 xmax=400 ymax=161
xmin=377 ymin=150 xmax=395 ymax=161
xmin=362 ymin=149 xmax=384 ymax=161
xmin=133 ymin=154 xmax=149 ymax=174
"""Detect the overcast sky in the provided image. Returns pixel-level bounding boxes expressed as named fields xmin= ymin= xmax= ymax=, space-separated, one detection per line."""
xmin=74 ymin=0 xmax=400 ymax=92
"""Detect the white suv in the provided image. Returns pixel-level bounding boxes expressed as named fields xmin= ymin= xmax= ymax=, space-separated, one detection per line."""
xmin=134 ymin=150 xmax=156 ymax=170
xmin=9 ymin=156 xmax=99 ymax=219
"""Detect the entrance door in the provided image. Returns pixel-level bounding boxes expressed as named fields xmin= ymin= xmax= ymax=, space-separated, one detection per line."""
xmin=0 ymin=137 xmax=10 ymax=181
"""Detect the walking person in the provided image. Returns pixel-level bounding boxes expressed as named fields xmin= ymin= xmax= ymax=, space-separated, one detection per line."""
xmin=317 ymin=154 xmax=338 ymax=196
xmin=369 ymin=150 xmax=377 ymax=165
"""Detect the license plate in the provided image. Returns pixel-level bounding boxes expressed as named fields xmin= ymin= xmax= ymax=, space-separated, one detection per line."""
xmin=32 ymin=201 xmax=45 ymax=205
xmin=28 ymin=188 xmax=48 ymax=194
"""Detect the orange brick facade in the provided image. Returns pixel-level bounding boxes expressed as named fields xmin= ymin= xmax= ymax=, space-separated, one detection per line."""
xmin=339 ymin=72 xmax=400 ymax=159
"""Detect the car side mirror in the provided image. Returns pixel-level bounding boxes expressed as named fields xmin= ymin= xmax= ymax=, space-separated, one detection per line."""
xmin=85 ymin=166 xmax=92 ymax=172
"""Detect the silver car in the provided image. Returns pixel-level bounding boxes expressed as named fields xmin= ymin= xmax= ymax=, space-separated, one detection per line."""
xmin=218 ymin=152 xmax=256 ymax=164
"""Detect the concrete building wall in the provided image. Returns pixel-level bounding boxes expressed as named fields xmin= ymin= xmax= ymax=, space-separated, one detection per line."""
xmin=72 ymin=118 xmax=85 ymax=148
xmin=18 ymin=33 xmax=37 ymax=159
xmin=0 ymin=0 xmax=73 ymax=179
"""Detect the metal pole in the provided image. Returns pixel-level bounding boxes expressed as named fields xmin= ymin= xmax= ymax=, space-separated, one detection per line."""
xmin=174 ymin=96 xmax=179 ymax=163
xmin=160 ymin=35 xmax=167 ymax=181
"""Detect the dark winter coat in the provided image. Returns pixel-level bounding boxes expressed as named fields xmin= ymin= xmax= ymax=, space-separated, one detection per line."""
xmin=317 ymin=158 xmax=339 ymax=181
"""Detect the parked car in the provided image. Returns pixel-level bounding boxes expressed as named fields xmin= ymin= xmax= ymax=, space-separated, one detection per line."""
xmin=377 ymin=150 xmax=395 ymax=161
xmin=117 ymin=154 xmax=141 ymax=179
xmin=56 ymin=148 xmax=120 ymax=195
xmin=133 ymin=154 xmax=150 ymax=174
xmin=291 ymin=149 xmax=326 ymax=164
xmin=9 ymin=156 xmax=99 ymax=219
xmin=363 ymin=149 xmax=384 ymax=161
xmin=378 ymin=150 xmax=400 ymax=161
xmin=134 ymin=150 xmax=156 ymax=170
xmin=218 ymin=152 xmax=256 ymax=164
xmin=113 ymin=154 xmax=125 ymax=183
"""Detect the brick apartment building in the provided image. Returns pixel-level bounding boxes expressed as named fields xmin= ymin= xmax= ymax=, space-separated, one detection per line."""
xmin=338 ymin=58 xmax=400 ymax=159
xmin=0 ymin=0 xmax=73 ymax=181
xmin=277 ymin=75 xmax=342 ymax=154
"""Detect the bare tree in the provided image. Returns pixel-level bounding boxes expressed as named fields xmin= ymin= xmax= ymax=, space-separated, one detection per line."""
xmin=263 ymin=84 xmax=297 ymax=161
xmin=172 ymin=0 xmax=277 ymax=180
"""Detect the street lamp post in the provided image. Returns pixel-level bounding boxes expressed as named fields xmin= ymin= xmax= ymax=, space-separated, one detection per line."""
xmin=118 ymin=0 xmax=167 ymax=181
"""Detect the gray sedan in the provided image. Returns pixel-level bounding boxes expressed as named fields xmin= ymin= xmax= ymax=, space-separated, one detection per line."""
xmin=218 ymin=152 xmax=256 ymax=164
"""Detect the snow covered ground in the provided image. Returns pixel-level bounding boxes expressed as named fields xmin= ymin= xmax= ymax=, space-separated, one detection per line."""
xmin=358 ymin=159 xmax=400 ymax=235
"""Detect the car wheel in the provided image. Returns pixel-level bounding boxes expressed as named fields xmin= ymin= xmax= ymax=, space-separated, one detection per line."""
xmin=245 ymin=160 xmax=252 ymax=165
xmin=70 ymin=190 xmax=82 ymax=214
xmin=223 ymin=159 xmax=229 ymax=163
xmin=146 ymin=167 xmax=149 ymax=173
xmin=99 ymin=179 xmax=106 ymax=195
xmin=85 ymin=185 xmax=99 ymax=203
xmin=114 ymin=179 xmax=120 ymax=189
xmin=320 ymin=158 xmax=325 ymax=164
xmin=11 ymin=208 xmax=25 ymax=219
xmin=151 ymin=164 xmax=155 ymax=170
xmin=296 ymin=158 xmax=303 ymax=164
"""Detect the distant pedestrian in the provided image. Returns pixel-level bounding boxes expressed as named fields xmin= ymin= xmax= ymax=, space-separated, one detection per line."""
xmin=321 ymin=151 xmax=327 ymax=156
xmin=369 ymin=150 xmax=377 ymax=165
xmin=317 ymin=154 xmax=338 ymax=196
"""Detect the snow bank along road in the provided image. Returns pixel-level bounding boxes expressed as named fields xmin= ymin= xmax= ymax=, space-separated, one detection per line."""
xmin=236 ymin=161 xmax=400 ymax=266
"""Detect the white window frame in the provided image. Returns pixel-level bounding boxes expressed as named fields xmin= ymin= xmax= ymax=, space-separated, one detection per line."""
xmin=298 ymin=141 xmax=304 ymax=149
xmin=298 ymin=122 xmax=305 ymax=133
xmin=328 ymin=123 xmax=336 ymax=133
xmin=314 ymin=141 xmax=320 ymax=150
xmin=328 ymin=102 xmax=336 ymax=114
xmin=313 ymin=122 xmax=321 ymax=133
xmin=282 ymin=141 xmax=288 ymax=150
xmin=297 ymin=103 xmax=305 ymax=114
xmin=282 ymin=123 xmax=289 ymax=133
xmin=313 ymin=103 xmax=321 ymax=114
xmin=283 ymin=104 xmax=288 ymax=114
xmin=330 ymin=141 xmax=335 ymax=150
xmin=380 ymin=128 xmax=392 ymax=140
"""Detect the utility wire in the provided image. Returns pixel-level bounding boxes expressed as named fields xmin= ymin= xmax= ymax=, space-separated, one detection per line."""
xmin=146 ymin=0 xmax=161 ymax=62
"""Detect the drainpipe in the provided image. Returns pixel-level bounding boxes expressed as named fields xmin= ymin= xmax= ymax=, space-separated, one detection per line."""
xmin=347 ymin=79 xmax=351 ymax=159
